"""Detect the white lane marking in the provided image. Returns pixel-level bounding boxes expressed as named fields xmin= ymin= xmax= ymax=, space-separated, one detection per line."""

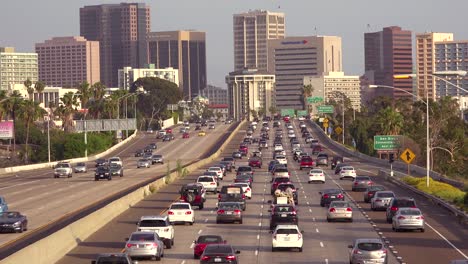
xmin=306 ymin=201 xmax=310 ymax=205
xmin=257 ymin=234 xmax=260 ymax=240
xmin=260 ymin=213 xmax=263 ymax=217
xmin=309 ymin=209 xmax=312 ymax=213
xmin=425 ymin=222 xmax=468 ymax=259
xmin=304 ymin=196 xmax=307 ymax=199
xmin=255 ymin=250 xmax=258 ymax=256
xmin=181 ymin=261 xmax=186 ymax=264
xmin=198 ymin=229 xmax=203 ymax=234
xmin=320 ymin=242 xmax=324 ymax=247
xmin=258 ymin=222 xmax=262 ymax=226
xmin=261 ymin=205 xmax=263 ymax=209
xmin=189 ymin=243 xmax=194 ymax=249
xmin=0 ymin=179 xmax=43 ymax=190
xmin=325 ymin=259 xmax=329 ymax=264
xmin=316 ymin=228 xmax=320 ymax=233
xmin=204 ymin=218 xmax=208 ymax=223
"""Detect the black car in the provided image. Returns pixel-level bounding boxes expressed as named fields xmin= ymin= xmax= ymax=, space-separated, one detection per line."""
xmin=109 ymin=164 xmax=124 ymax=177
xmin=200 ymin=244 xmax=240 ymax=264
xmin=319 ymin=189 xmax=345 ymax=207
xmin=386 ymin=197 xmax=417 ymax=223
xmin=163 ymin=134 xmax=174 ymax=141
xmin=222 ymin=157 xmax=236 ymax=169
xmin=134 ymin=150 xmax=144 ymax=157
xmin=195 ymin=125 xmax=201 ymax=130
xmin=234 ymin=173 xmax=253 ymax=187
xmin=0 ymin=211 xmax=28 ymax=233
xmin=218 ymin=185 xmax=246 ymax=211
xmin=95 ymin=158 xmax=107 ymax=167
xmin=95 ymin=166 xmax=112 ymax=181
xmin=91 ymin=253 xmax=134 ymax=264
xmin=148 ymin=143 xmax=157 ymax=149
xmin=363 ymin=185 xmax=386 ymax=203
xmin=331 ymin=156 xmax=344 ymax=169
xmin=269 ymin=204 xmax=298 ymax=230
xmin=143 ymin=147 xmax=153 ymax=153
xmin=219 ymin=161 xmax=233 ymax=172
xmin=276 ymin=183 xmax=299 ymax=204
xmin=236 ymin=166 xmax=253 ymax=176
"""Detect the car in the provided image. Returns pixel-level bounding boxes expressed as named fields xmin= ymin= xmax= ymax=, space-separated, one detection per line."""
xmin=167 ymin=202 xmax=194 ymax=225
xmin=234 ymin=173 xmax=253 ymax=187
xmin=270 ymin=177 xmax=291 ymax=194
xmin=148 ymin=143 xmax=157 ymax=149
xmin=299 ymin=156 xmax=314 ymax=170
xmin=146 ymin=128 xmax=154 ymax=134
xmin=315 ymin=153 xmax=329 ymax=166
xmin=74 ymin=162 xmax=87 ymax=173
xmin=269 ymin=204 xmax=298 ymax=230
xmin=312 ymin=145 xmax=323 ymax=155
xmin=179 ymin=183 xmax=206 ymax=209
xmin=208 ymin=124 xmax=215 ymax=129
xmin=219 ymin=161 xmax=233 ymax=172
xmin=327 ymin=201 xmax=353 ymax=222
xmin=268 ymin=160 xmax=280 ymax=172
xmin=272 ymin=166 xmax=289 ymax=178
xmin=251 ymin=150 xmax=262 ymax=158
xmin=207 ymin=167 xmax=224 ymax=180
xmin=109 ymin=163 xmax=124 ymax=177
xmin=182 ymin=132 xmax=190 ymax=138
xmin=305 ymin=136 xmax=314 ymax=143
xmin=218 ymin=185 xmax=246 ymax=211
xmin=274 ymin=144 xmax=284 ymax=151
xmin=233 ymin=183 xmax=251 ymax=199
xmin=363 ymin=185 xmax=385 ymax=203
xmin=348 ymin=238 xmax=388 ymax=264
xmin=248 ymin=156 xmax=262 ymax=168
xmin=310 ymin=139 xmax=320 ymax=147
xmin=0 ymin=197 xmax=8 ymax=213
xmin=386 ymin=197 xmax=417 ymax=223
xmin=0 ymin=211 xmax=28 ymax=233
xmin=193 ymin=235 xmax=226 ymax=259
xmin=95 ymin=166 xmax=112 ymax=181
xmin=236 ymin=166 xmax=253 ymax=176
xmin=331 ymin=156 xmax=344 ymax=169
xmin=222 ymin=157 xmax=236 ymax=168
xmin=259 ymin=140 xmax=268 ymax=149
xmin=198 ymin=130 xmax=206 ymax=136
xmin=183 ymin=120 xmax=190 ymax=126
xmin=291 ymin=142 xmax=301 ymax=149
xmin=339 ymin=166 xmax=356 ymax=180
xmin=239 ymin=145 xmax=248 ymax=156
xmin=319 ymin=189 xmax=345 ymax=207
xmin=134 ymin=150 xmax=144 ymax=157
xmin=371 ymin=191 xmax=396 ymax=211
xmin=137 ymin=158 xmax=151 ymax=168
xmin=95 ymin=158 xmax=108 ymax=167
xmin=274 ymin=150 xmax=286 ymax=158
xmin=271 ymin=225 xmax=303 ymax=252
xmin=91 ymin=253 xmax=136 ymax=264
xmin=151 ymin=154 xmax=164 ymax=164
xmin=125 ymin=231 xmax=164 ymax=261
xmin=352 ymin=176 xmax=373 ymax=191
xmin=275 ymin=155 xmax=287 ymax=166
xmin=157 ymin=130 xmax=166 ymax=139
xmin=165 ymin=128 xmax=173 ymax=134
xmin=162 ymin=134 xmax=174 ymax=141
xmin=200 ymin=244 xmax=240 ymax=264
xmin=335 ymin=163 xmax=350 ymax=174
xmin=136 ymin=216 xmax=174 ymax=248
xmin=197 ymin=175 xmax=218 ymax=193
xmin=54 ymin=162 xmax=73 ymax=178
xmin=195 ymin=125 xmax=201 ymax=130
xmin=108 ymin=157 xmax=122 ymax=167
xmin=276 ymin=183 xmax=299 ymax=204
xmin=392 ymin=207 xmax=425 ymax=232
xmin=179 ymin=127 xmax=187 ymax=133
xmin=216 ymin=202 xmax=243 ymax=224
xmin=232 ymin=151 xmax=242 ymax=159
xmin=308 ymin=169 xmax=325 ymax=183
xmin=143 ymin=152 xmax=153 ymax=160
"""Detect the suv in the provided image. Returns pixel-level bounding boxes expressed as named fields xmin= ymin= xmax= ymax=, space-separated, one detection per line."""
xmin=54 ymin=162 xmax=72 ymax=178
xmin=109 ymin=163 xmax=124 ymax=177
xmin=386 ymin=197 xmax=417 ymax=223
xmin=91 ymin=253 xmax=135 ymax=264
xmin=316 ymin=153 xmax=329 ymax=166
xmin=136 ymin=216 xmax=174 ymax=248
xmin=108 ymin=156 xmax=122 ymax=167
xmin=269 ymin=204 xmax=298 ymax=230
xmin=222 ymin=157 xmax=236 ymax=169
xmin=180 ymin=183 xmax=206 ymax=209
xmin=151 ymin=154 xmax=164 ymax=164
xmin=299 ymin=156 xmax=314 ymax=170
xmin=218 ymin=185 xmax=246 ymax=211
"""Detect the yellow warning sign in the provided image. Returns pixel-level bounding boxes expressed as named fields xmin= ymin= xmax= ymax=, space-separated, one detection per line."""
xmin=400 ymin=148 xmax=416 ymax=164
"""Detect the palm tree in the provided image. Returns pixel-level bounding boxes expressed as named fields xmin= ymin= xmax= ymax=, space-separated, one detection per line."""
xmin=0 ymin=90 xmax=8 ymax=121
xmin=376 ymin=107 xmax=404 ymax=135
xmin=24 ymin=79 xmax=34 ymax=100
xmin=56 ymin=92 xmax=79 ymax=132
xmin=302 ymin=84 xmax=314 ymax=111
xmin=77 ymin=81 xmax=93 ymax=109
xmin=3 ymin=91 xmax=24 ymax=152
xmin=34 ymin=81 xmax=46 ymax=104
xmin=90 ymin=82 xmax=106 ymax=118
xmin=18 ymin=100 xmax=46 ymax=163
xmin=92 ymin=82 xmax=106 ymax=101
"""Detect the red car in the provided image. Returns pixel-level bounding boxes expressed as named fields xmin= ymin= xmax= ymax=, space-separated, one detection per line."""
xmin=193 ymin=235 xmax=226 ymax=259
xmin=248 ymin=156 xmax=262 ymax=168
xmin=312 ymin=145 xmax=323 ymax=155
xmin=165 ymin=128 xmax=173 ymax=134
xmin=239 ymin=145 xmax=248 ymax=156
xmin=299 ymin=156 xmax=314 ymax=170
xmin=283 ymin=115 xmax=290 ymax=122
xmin=182 ymin=132 xmax=190 ymax=138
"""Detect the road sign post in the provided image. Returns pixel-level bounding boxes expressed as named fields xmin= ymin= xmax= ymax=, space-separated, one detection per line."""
xmin=400 ymin=148 xmax=416 ymax=176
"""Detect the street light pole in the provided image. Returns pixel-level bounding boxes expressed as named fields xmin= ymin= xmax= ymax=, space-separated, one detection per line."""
xmin=47 ymin=115 xmax=50 ymax=163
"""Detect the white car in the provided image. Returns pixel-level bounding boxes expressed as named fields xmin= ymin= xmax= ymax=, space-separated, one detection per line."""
xmin=274 ymin=144 xmax=284 ymax=151
xmin=286 ymin=124 xmax=293 ymax=129
xmin=308 ymin=169 xmax=325 ymax=183
xmin=288 ymin=129 xmax=294 ymax=134
xmin=298 ymin=116 xmax=305 ymax=121
xmin=275 ymin=155 xmax=287 ymax=166
xmin=167 ymin=202 xmax=194 ymax=225
xmin=288 ymin=133 xmax=295 ymax=138
xmin=136 ymin=216 xmax=174 ymax=248
xmin=207 ymin=167 xmax=223 ymax=180
xmin=339 ymin=166 xmax=357 ymax=180
xmin=108 ymin=157 xmax=122 ymax=167
xmin=272 ymin=225 xmax=303 ymax=252
xmin=299 ymin=122 xmax=306 ymax=128
xmin=233 ymin=182 xmax=252 ymax=199
xmin=197 ymin=176 xmax=218 ymax=193
xmin=392 ymin=207 xmax=425 ymax=232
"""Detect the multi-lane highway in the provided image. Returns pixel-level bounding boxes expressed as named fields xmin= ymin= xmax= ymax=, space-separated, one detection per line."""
xmin=55 ymin=118 xmax=467 ymax=264
xmin=0 ymin=123 xmax=233 ymax=251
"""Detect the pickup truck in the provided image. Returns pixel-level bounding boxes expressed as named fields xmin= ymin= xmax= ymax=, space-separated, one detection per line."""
xmin=54 ymin=162 xmax=73 ymax=178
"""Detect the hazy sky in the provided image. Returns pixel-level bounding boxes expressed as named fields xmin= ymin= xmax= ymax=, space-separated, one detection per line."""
xmin=1 ymin=0 xmax=467 ymax=88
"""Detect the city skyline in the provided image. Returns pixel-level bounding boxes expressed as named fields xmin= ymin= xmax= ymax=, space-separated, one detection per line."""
xmin=1 ymin=0 xmax=467 ymax=88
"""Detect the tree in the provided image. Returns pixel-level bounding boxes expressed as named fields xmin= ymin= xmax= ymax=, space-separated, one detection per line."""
xmin=24 ymin=79 xmax=34 ymax=100
xmin=0 ymin=90 xmax=7 ymax=121
xmin=55 ymin=92 xmax=78 ymax=132
xmin=375 ymin=107 xmax=404 ymax=135
xmin=89 ymin=82 xmax=106 ymax=119
xmin=302 ymin=84 xmax=314 ymax=110
xmin=250 ymin=109 xmax=258 ymax=120
xmin=17 ymin=100 xmax=46 ymax=163
xmin=257 ymin=107 xmax=266 ymax=118
xmin=268 ymin=106 xmax=279 ymax=116
xmin=77 ymin=81 xmax=93 ymax=109
xmin=34 ymin=81 xmax=46 ymax=104
xmin=3 ymin=91 xmax=24 ymax=152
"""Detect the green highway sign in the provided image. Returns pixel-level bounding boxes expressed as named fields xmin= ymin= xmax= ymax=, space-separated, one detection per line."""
xmin=280 ymin=109 xmax=295 ymax=117
xmin=317 ymin=105 xmax=334 ymax=114
xmin=374 ymin=135 xmax=400 ymax=150
xmin=307 ymin=96 xmax=324 ymax=104
xmin=297 ymin=110 xmax=308 ymax=117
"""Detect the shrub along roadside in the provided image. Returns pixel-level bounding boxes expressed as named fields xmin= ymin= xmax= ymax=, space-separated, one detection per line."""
xmin=402 ymin=176 xmax=467 ymax=212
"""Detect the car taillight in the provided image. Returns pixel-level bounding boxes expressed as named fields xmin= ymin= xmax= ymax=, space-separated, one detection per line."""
xmin=411 ymin=205 xmax=417 ymax=208
xmin=246 ymin=188 xmax=251 ymax=192
xmin=368 ymin=192 xmax=373 ymax=197
xmin=381 ymin=249 xmax=388 ymax=255
xmin=201 ymin=256 xmax=210 ymax=261
xmin=352 ymin=171 xmax=355 ymax=173
xmin=168 ymin=211 xmax=174 ymax=215
xmin=297 ymin=233 xmax=302 ymax=240
xmin=126 ymin=243 xmax=136 ymax=248
xmin=320 ymin=174 xmax=323 ymax=176
xmin=337 ymin=194 xmax=344 ymax=199
xmin=329 ymin=208 xmax=336 ymax=212
xmin=185 ymin=211 xmax=192 ymax=215
xmin=368 ymin=181 xmax=373 ymax=185
xmin=234 ymin=209 xmax=241 ymax=214
xmin=147 ymin=243 xmax=158 ymax=248
xmin=391 ymin=206 xmax=398 ymax=211
xmin=416 ymin=216 xmax=424 ymax=220
xmin=273 ymin=234 xmax=277 ymax=240
xmin=323 ymin=194 xmax=329 ymax=199
xmin=354 ymin=182 xmax=358 ymax=185
xmin=218 ymin=194 xmax=221 ymax=200
xmin=353 ymin=249 xmax=362 ymax=255
xmin=346 ymin=208 xmax=352 ymax=211
xmin=242 ymin=194 xmax=246 ymax=199
xmin=226 ymin=255 xmax=237 ymax=260
xmin=217 ymin=210 xmax=225 ymax=214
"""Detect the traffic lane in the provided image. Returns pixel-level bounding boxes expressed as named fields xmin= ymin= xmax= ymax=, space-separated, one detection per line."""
xmin=0 ymin=124 xmax=230 ymax=246
xmin=56 ymin=124 xmax=247 ymax=263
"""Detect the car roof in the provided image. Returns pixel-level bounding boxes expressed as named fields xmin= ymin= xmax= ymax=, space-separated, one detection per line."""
xmin=275 ymin=224 xmax=299 ymax=229
xmin=96 ymin=253 xmax=129 ymax=258
xmin=354 ymin=238 xmax=384 ymax=244
xmin=140 ymin=216 xmax=168 ymax=220
xmin=171 ymin=202 xmax=190 ymax=206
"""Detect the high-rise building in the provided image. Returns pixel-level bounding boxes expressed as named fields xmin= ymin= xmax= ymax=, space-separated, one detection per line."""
xmin=415 ymin=32 xmax=453 ymax=99
xmin=0 ymin=47 xmax=38 ymax=91
xmin=80 ymin=3 xmax=150 ymax=87
xmin=148 ymin=30 xmax=207 ymax=99
xmin=201 ymin=85 xmax=228 ymax=105
xmin=268 ymin=36 xmax=342 ymax=110
xmin=434 ymin=41 xmax=468 ymax=98
xmin=233 ymin=10 xmax=285 ymax=71
xmin=364 ymin=26 xmax=413 ymax=100
xmin=225 ymin=68 xmax=275 ymax=121
xmin=118 ymin=65 xmax=179 ymax=90
xmin=35 ymin=36 xmax=100 ymax=88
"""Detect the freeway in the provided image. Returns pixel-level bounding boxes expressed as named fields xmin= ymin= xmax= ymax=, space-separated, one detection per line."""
xmin=56 ymin=118 xmax=467 ymax=264
xmin=0 ymin=122 xmax=232 ymax=251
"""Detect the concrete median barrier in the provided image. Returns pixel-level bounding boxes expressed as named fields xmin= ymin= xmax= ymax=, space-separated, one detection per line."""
xmin=1 ymin=121 xmax=245 ymax=264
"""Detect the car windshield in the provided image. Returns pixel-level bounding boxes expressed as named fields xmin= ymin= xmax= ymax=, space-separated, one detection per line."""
xmin=357 ymin=242 xmax=383 ymax=251
xmin=170 ymin=204 xmax=190 ymax=210
xmin=138 ymin=159 xmax=148 ymax=162
xmin=138 ymin=220 xmax=167 ymax=227
xmin=219 ymin=203 xmax=241 ymax=210
xmin=204 ymin=172 xmax=217 ymax=176
xmin=277 ymin=184 xmax=295 ymax=191
xmin=399 ymin=209 xmax=421 ymax=215
xmin=153 ymin=155 xmax=162 ymax=158
xmin=129 ymin=233 xmax=154 ymax=241
xmin=274 ymin=206 xmax=294 ymax=212
xmin=109 ymin=158 xmax=119 ymax=162
xmin=237 ymin=167 xmax=252 ymax=172
xmin=369 ymin=186 xmax=385 ymax=191
xmin=236 ymin=174 xmax=251 ymax=180
xmin=301 ymin=157 xmax=312 ymax=162
xmin=275 ymin=168 xmax=288 ymax=173
xmin=356 ymin=177 xmax=371 ymax=181
xmin=110 ymin=164 xmax=120 ymax=169
xmin=275 ymin=177 xmax=290 ymax=183
xmin=0 ymin=212 xmax=19 ymax=218
xmin=330 ymin=202 xmax=350 ymax=208
xmin=96 ymin=256 xmax=129 ymax=264
xmin=376 ymin=192 xmax=395 ymax=198
xmin=204 ymin=245 xmax=232 ymax=254
xmin=342 ymin=167 xmax=354 ymax=171
xmin=56 ymin=163 xmax=70 ymax=168
xmin=324 ymin=189 xmax=342 ymax=194
xmin=310 ymin=170 xmax=323 ymax=174
xmin=198 ymin=236 xmax=223 ymax=244
xmin=198 ymin=177 xmax=214 ymax=182
xmin=276 ymin=228 xmax=298 ymax=235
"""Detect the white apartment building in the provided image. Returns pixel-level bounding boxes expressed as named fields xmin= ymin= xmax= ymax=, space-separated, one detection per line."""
xmin=11 ymin=83 xmax=79 ymax=110
xmin=118 ymin=65 xmax=179 ymax=90
xmin=225 ymin=68 xmax=275 ymax=121
xmin=0 ymin=47 xmax=38 ymax=91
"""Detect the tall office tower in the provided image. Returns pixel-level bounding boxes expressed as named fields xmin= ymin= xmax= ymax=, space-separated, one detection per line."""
xmin=36 ymin=36 xmax=100 ymax=88
xmin=148 ymin=30 xmax=207 ymax=98
xmin=233 ymin=10 xmax=285 ymax=71
xmin=80 ymin=3 xmax=150 ymax=87
xmin=268 ymin=36 xmax=342 ymax=110
xmin=416 ymin=32 xmax=453 ymax=99
xmin=364 ymin=26 xmax=413 ymax=100
xmin=435 ymin=41 xmax=468 ymax=98
xmin=0 ymin=47 xmax=38 ymax=91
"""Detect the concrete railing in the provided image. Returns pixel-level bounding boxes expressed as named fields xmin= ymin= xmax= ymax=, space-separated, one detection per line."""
xmin=0 ymin=121 xmax=246 ymax=264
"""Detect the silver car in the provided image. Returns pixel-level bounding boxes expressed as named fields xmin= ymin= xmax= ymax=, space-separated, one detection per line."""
xmin=327 ymin=201 xmax=353 ymax=222
xmin=349 ymin=238 xmax=388 ymax=264
xmin=125 ymin=231 xmax=164 ymax=261
xmin=74 ymin=162 xmax=87 ymax=173
xmin=392 ymin=207 xmax=425 ymax=232
xmin=371 ymin=191 xmax=395 ymax=211
xmin=137 ymin=159 xmax=151 ymax=168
